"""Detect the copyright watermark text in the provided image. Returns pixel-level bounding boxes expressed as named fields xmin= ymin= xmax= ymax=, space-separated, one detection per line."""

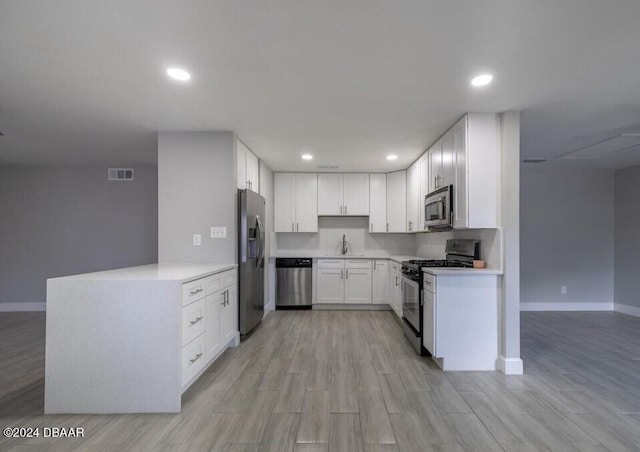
xmin=3 ymin=427 xmax=85 ymax=438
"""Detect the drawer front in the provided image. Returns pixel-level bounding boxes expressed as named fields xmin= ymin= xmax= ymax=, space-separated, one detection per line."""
xmin=183 ymin=278 xmax=206 ymax=306
xmin=206 ymin=269 xmax=236 ymax=295
xmin=181 ymin=333 xmax=206 ymax=386
xmin=317 ymin=259 xmax=344 ymax=269
xmin=182 ymin=299 xmax=205 ymax=346
xmin=346 ymin=259 xmax=371 ymax=269
xmin=423 ymin=273 xmax=436 ymax=293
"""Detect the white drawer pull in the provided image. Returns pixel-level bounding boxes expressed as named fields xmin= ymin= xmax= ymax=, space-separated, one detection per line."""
xmin=190 ymin=353 xmax=203 ymax=364
xmin=189 ymin=287 xmax=203 ymax=295
xmin=189 ymin=316 xmax=203 ymax=325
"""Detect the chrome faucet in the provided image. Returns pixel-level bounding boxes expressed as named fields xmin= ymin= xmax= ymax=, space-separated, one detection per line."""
xmin=341 ymin=234 xmax=349 ymax=255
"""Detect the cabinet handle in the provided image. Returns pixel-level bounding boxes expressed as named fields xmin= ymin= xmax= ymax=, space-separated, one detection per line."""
xmin=374 ymin=261 xmax=376 ymax=270
xmin=292 ymin=223 xmax=294 ymax=232
xmin=296 ymin=222 xmax=299 ymax=232
xmin=386 ymin=222 xmax=389 ymax=232
xmin=346 ymin=269 xmax=349 ymax=279
xmin=370 ymin=223 xmax=373 ymax=232
xmin=189 ymin=287 xmax=203 ymax=295
xmin=225 ymin=289 xmax=230 ymax=306
xmin=340 ymin=269 xmax=343 ymax=279
xmin=408 ymin=221 xmax=412 ymax=231
xmin=190 ymin=353 xmax=203 ymax=364
xmin=345 ymin=205 xmax=348 ymax=215
xmin=189 ymin=316 xmax=203 ymax=325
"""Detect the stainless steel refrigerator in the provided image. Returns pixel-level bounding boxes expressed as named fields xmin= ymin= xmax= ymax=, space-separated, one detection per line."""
xmin=237 ymin=189 xmax=265 ymax=336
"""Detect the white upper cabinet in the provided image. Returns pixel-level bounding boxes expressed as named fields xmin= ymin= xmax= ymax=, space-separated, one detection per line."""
xmin=455 ymin=113 xmax=499 ymax=229
xmin=318 ymin=173 xmax=369 ymax=216
xmin=406 ymin=161 xmax=420 ymax=232
xmin=428 ymin=140 xmax=442 ymax=193
xmin=386 ymin=170 xmax=406 ymax=233
xmin=342 ymin=173 xmax=370 ymax=215
xmin=369 ymin=174 xmax=387 ymax=232
xmin=419 ymin=155 xmax=429 ymax=232
xmin=237 ymin=139 xmax=259 ymax=193
xmin=441 ymin=131 xmax=455 ymax=189
xmin=274 ymin=173 xmax=318 ymax=232
xmin=295 ymin=173 xmax=319 ymax=232
xmin=452 ymin=118 xmax=467 ymax=229
xmin=317 ymin=173 xmax=343 ymax=215
xmin=274 ymin=173 xmax=295 ymax=232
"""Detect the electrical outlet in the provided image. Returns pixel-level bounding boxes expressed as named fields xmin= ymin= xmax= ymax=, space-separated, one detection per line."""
xmin=193 ymin=234 xmax=202 ymax=246
xmin=561 ymin=286 xmax=567 ymax=294
xmin=210 ymin=227 xmax=227 ymax=239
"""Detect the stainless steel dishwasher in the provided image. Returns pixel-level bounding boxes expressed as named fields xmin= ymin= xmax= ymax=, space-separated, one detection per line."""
xmin=276 ymin=258 xmax=312 ymax=309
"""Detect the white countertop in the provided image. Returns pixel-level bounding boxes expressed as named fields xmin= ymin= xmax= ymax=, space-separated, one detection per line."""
xmin=272 ymin=253 xmax=421 ymax=261
xmin=422 ymin=267 xmax=503 ymax=275
xmin=271 ymin=253 xmax=502 ymax=274
xmin=49 ymin=263 xmax=237 ymax=283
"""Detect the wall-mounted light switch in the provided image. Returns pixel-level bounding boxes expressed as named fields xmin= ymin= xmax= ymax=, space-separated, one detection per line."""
xmin=211 ymin=227 xmax=227 ymax=239
xmin=193 ymin=234 xmax=202 ymax=246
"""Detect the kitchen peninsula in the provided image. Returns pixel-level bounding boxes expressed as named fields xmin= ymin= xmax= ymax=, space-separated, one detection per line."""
xmin=44 ymin=263 xmax=237 ymax=414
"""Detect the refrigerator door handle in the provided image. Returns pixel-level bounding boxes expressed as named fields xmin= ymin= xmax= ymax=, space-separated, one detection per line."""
xmin=256 ymin=214 xmax=265 ymax=267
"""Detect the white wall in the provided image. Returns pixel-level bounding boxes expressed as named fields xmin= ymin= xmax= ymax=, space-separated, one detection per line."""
xmin=0 ymin=165 xmax=158 ymax=310
xmin=520 ymin=166 xmax=615 ymax=309
xmin=275 ymin=217 xmax=415 ymax=256
xmin=614 ymin=164 xmax=640 ymax=313
xmin=158 ymin=131 xmax=236 ymax=264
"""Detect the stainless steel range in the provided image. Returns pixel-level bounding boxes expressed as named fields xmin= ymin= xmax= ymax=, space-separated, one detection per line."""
xmin=401 ymin=239 xmax=480 ymax=355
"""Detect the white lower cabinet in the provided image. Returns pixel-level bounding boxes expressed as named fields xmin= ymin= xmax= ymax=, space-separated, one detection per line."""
xmin=372 ymin=260 xmax=389 ymax=304
xmin=345 ymin=267 xmax=372 ymax=304
xmin=389 ymin=261 xmax=403 ymax=318
xmin=316 ymin=259 xmax=372 ymax=304
xmin=182 ymin=268 xmax=237 ymax=389
xmin=422 ymin=272 xmax=498 ymax=371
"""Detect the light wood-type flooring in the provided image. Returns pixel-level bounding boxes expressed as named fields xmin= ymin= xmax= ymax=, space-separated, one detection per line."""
xmin=2 ymin=310 xmax=640 ymax=451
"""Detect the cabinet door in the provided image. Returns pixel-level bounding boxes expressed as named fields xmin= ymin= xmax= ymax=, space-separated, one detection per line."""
xmin=441 ymin=131 xmax=455 ymax=189
xmin=220 ymin=285 xmax=237 ymax=344
xmin=391 ymin=270 xmax=402 ymax=317
xmin=318 ymin=173 xmax=343 ymax=216
xmin=407 ymin=162 xmax=420 ymax=232
xmin=423 ymin=289 xmax=436 ymax=355
xmin=386 ymin=171 xmax=406 ymax=232
xmin=237 ymin=140 xmax=247 ymax=190
xmin=369 ymin=173 xmax=387 ymax=232
xmin=316 ymin=268 xmax=344 ymax=303
xmin=246 ymin=150 xmax=259 ymax=193
xmin=372 ymin=260 xmax=388 ymax=304
xmin=419 ymin=156 xmax=429 ymax=231
xmin=429 ymin=141 xmax=443 ymax=192
xmin=205 ymin=291 xmax=222 ymax=361
xmin=344 ymin=268 xmax=372 ymax=304
xmin=274 ymin=173 xmax=295 ymax=232
xmin=452 ymin=118 xmax=468 ymax=229
xmin=343 ymin=173 xmax=370 ymax=215
xmin=295 ymin=173 xmax=318 ymax=232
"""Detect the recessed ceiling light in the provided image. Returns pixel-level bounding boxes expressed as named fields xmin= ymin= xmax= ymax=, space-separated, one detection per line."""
xmin=470 ymin=73 xmax=493 ymax=87
xmin=166 ymin=67 xmax=191 ymax=82
xmin=386 ymin=154 xmax=398 ymax=161
xmin=301 ymin=154 xmax=313 ymax=160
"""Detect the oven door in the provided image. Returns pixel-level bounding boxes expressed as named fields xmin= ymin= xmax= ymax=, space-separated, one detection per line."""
xmin=402 ymin=275 xmax=421 ymax=333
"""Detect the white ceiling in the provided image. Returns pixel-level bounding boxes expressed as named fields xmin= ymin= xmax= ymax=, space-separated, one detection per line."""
xmin=1 ymin=1 xmax=640 ymax=171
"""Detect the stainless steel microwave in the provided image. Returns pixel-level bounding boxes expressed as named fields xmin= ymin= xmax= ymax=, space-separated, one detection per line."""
xmin=424 ymin=185 xmax=452 ymax=229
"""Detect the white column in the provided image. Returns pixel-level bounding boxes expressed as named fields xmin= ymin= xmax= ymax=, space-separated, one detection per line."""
xmin=498 ymin=111 xmax=524 ymax=374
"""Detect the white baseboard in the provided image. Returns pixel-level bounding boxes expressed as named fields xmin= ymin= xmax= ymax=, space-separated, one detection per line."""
xmin=520 ymin=302 xmax=613 ymax=312
xmin=496 ymin=356 xmax=524 ymax=375
xmin=614 ymin=303 xmax=640 ymax=318
xmin=0 ymin=302 xmax=46 ymax=312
